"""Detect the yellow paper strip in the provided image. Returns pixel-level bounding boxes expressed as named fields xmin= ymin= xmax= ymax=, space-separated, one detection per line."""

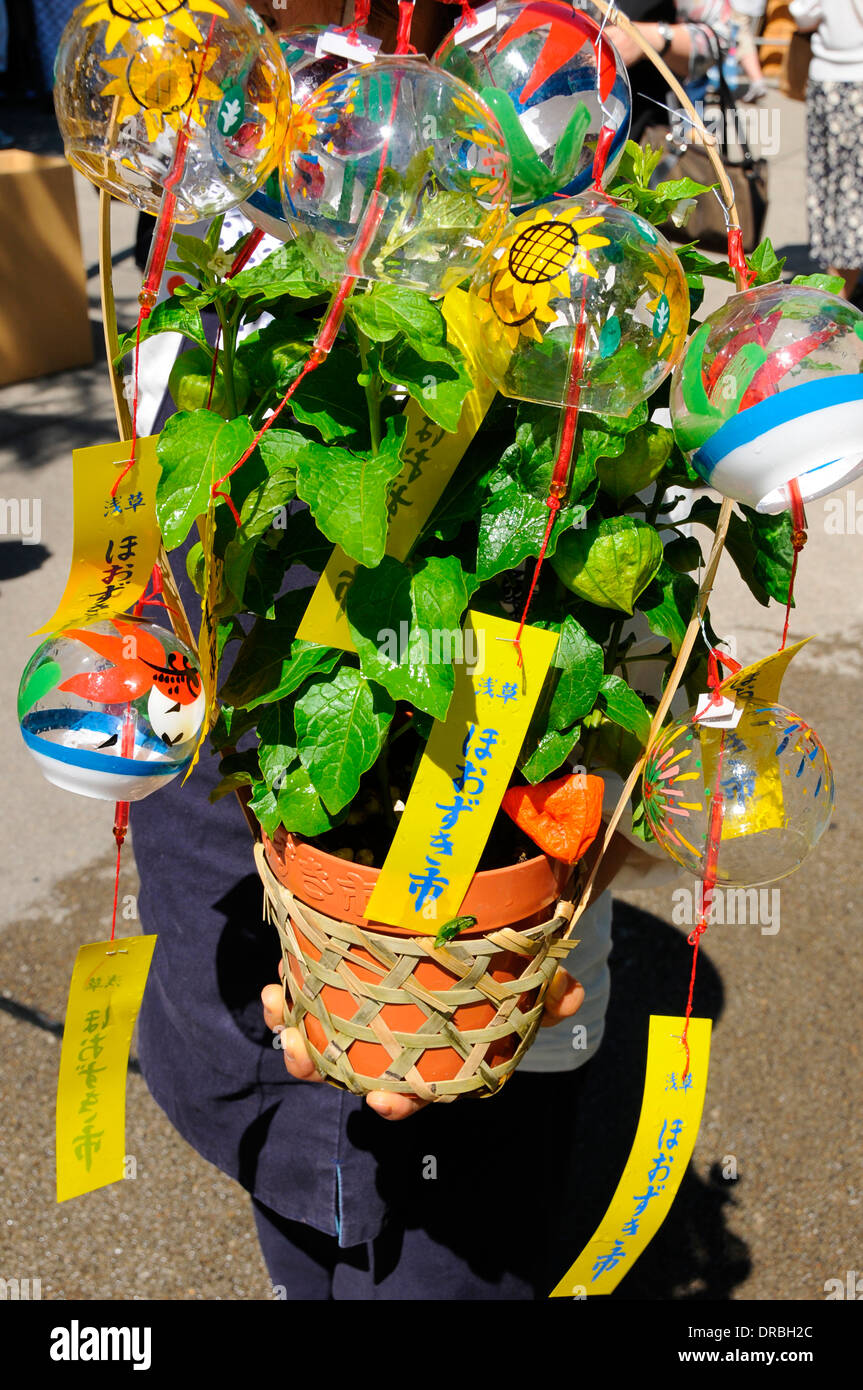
xmin=702 ymin=640 xmax=811 ymax=839
xmin=34 ymin=437 xmax=162 ymax=636
xmin=56 ymin=935 xmax=157 ymax=1203
xmin=364 ymin=612 xmax=559 ymax=932
xmin=719 ymin=638 xmax=810 ymax=707
xmin=549 ymin=1014 xmax=711 ymax=1297
xmin=296 ymin=290 xmax=497 ymax=652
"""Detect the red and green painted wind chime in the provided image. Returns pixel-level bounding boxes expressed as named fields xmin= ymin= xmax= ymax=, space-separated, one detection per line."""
xmin=18 ymin=0 xmax=863 ymax=1286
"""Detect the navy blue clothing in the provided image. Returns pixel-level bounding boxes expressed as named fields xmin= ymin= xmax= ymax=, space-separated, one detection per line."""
xmin=130 ymin=491 xmax=589 ymax=1298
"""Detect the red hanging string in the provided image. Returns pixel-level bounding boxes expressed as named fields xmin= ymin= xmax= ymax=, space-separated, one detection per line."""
xmin=210 ymin=67 xmax=402 ymax=522
xmin=395 ymin=0 xmax=417 ymax=53
xmin=109 ymin=834 xmax=124 ymax=944
xmin=512 ymin=281 xmax=590 ymax=665
xmin=339 ymin=0 xmax=371 ymax=41
xmin=440 ymin=0 xmax=479 ymax=31
xmin=591 ymin=123 xmax=616 ymax=190
xmin=680 ymin=729 xmax=726 ymax=1080
xmin=110 ymin=16 xmax=220 ymax=500
xmin=727 ymin=227 xmax=756 ymax=289
xmin=780 ymin=476 xmax=807 ymax=650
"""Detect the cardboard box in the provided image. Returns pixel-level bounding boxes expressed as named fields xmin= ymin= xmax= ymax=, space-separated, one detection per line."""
xmin=0 ymin=150 xmax=94 ymax=387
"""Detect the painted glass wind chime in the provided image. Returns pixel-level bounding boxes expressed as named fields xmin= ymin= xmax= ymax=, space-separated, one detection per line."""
xmin=18 ymin=0 xmax=863 ymax=1283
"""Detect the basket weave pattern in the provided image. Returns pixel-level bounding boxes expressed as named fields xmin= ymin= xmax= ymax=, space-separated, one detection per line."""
xmin=257 ymin=843 xmax=578 ymax=1102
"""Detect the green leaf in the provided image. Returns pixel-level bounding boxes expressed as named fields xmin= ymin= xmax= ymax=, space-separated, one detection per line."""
xmin=377 ymin=340 xmax=472 ymax=432
xmin=156 ymin=411 xmax=255 ymax=549
xmin=348 ymin=285 xmax=445 ymax=349
xmin=636 ymin=561 xmax=698 ymax=654
xmin=546 ymin=615 xmax=605 ymax=731
xmin=219 ymin=591 xmax=341 ymax=710
xmin=295 ymin=414 xmax=407 ymax=567
xmin=228 ymin=240 xmax=328 ymax=302
xmin=172 ymin=232 xmax=221 ymax=276
xmin=116 ymin=295 xmax=210 ymax=360
xmin=595 ymin=424 xmax=673 ymax=503
xmin=652 ymin=176 xmax=714 ymax=204
xmin=346 ymin=554 xmax=472 ymax=721
xmin=434 ymin=915 xmax=477 ymax=949
xmin=741 ymin=506 xmax=795 ymax=604
xmin=257 ymin=700 xmax=298 ymax=791
xmin=552 ymin=517 xmax=663 ymax=613
xmin=675 ymin=245 xmax=736 ymax=288
xmin=597 ymin=674 xmax=651 ymax=742
xmin=746 ymin=238 xmax=786 ymax=286
xmin=235 ymin=428 xmax=302 ymax=541
xmin=520 ymin=725 xmax=582 ymax=784
xmin=209 ymin=770 xmax=256 ymax=804
xmin=294 ymin=664 xmax=395 ymax=814
xmin=288 ymin=345 xmax=370 ymax=442
xmin=476 ymin=413 xmax=595 ymax=581
xmin=685 ymin=496 xmax=793 ymax=605
xmin=275 ymin=761 xmax=341 ymax=836
xmin=514 ymin=403 xmax=598 ymax=502
xmin=791 ymin=272 xmax=846 ymax=295
xmin=209 ymin=706 xmax=260 ymax=751
xmin=248 ymin=779 xmax=283 ymax=838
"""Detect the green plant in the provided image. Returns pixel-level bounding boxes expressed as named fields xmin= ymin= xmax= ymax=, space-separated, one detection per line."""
xmin=120 ymin=143 xmax=807 ymax=872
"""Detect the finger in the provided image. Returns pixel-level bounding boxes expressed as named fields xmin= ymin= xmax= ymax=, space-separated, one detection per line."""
xmin=279 ymin=1026 xmax=325 ymax=1083
xmin=261 ymin=983 xmax=285 ymax=1032
xmin=366 ymin=1090 xmax=431 ymax=1121
xmin=540 ymin=968 xmax=585 ymax=1027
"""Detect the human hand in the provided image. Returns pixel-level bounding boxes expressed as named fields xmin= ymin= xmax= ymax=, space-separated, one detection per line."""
xmin=262 ymin=964 xmax=584 ymax=1120
xmin=603 ymin=23 xmax=644 ymax=67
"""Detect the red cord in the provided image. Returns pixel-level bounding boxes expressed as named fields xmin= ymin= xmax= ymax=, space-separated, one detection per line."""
xmin=109 ymin=834 xmax=123 ymax=943
xmin=591 ymin=123 xmax=615 ymax=190
xmin=727 ymin=228 xmax=756 ymax=288
xmin=211 ymin=68 xmax=402 ymax=523
xmin=512 ymin=282 xmax=590 ymax=662
xmin=680 ymin=732 xmax=726 ymax=1079
xmin=338 ymin=0 xmax=371 ymax=40
xmin=395 ymin=0 xmax=417 ymax=53
xmin=780 ymin=477 xmax=807 ymax=650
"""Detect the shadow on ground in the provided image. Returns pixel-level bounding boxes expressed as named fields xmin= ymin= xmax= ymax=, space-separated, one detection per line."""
xmin=569 ymin=902 xmax=751 ymax=1300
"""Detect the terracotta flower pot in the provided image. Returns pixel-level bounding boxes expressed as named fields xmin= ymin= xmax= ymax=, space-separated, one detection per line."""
xmin=259 ymin=828 xmax=575 ymax=1098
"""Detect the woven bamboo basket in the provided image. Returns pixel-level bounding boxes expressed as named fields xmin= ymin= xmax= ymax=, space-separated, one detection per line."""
xmin=256 ymin=838 xmax=579 ymax=1100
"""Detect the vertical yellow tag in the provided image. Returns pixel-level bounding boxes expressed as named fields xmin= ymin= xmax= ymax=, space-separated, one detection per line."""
xmin=185 ymin=503 xmax=223 ymax=781
xmin=549 ymin=1015 xmax=712 ymax=1297
xmin=56 ymin=935 xmax=157 ymax=1203
xmin=719 ymin=638 xmax=810 ymax=706
xmin=702 ymin=639 xmax=812 ymax=839
xmin=296 ymin=290 xmax=497 ymax=652
xmin=364 ymin=612 xmax=559 ymax=932
xmin=33 ymin=437 xmax=162 ymax=636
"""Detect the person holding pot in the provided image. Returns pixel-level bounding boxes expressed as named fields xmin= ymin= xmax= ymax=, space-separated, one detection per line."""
xmin=130 ymin=0 xmax=681 ymax=1302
